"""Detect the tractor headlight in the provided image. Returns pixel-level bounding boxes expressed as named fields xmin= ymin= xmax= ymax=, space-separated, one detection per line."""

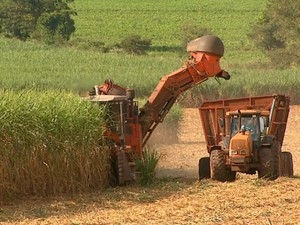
xmin=240 ymin=150 xmax=247 ymax=155
xmin=230 ymin=150 xmax=238 ymax=155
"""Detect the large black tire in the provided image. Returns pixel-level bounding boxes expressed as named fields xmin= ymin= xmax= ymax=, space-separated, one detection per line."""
xmin=258 ymin=146 xmax=279 ymax=180
xmin=198 ymin=157 xmax=210 ymax=180
xmin=210 ymin=150 xmax=236 ymax=182
xmin=281 ymin=151 xmax=294 ymax=177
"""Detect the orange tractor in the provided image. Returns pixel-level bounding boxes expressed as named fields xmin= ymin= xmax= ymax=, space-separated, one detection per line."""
xmin=198 ymin=94 xmax=293 ymax=182
xmin=88 ymin=35 xmax=230 ymax=184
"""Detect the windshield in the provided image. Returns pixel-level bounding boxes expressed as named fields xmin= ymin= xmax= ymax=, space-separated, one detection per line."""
xmin=230 ymin=116 xmax=260 ymax=140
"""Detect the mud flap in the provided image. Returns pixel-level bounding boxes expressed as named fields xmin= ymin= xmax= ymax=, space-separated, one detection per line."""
xmin=198 ymin=157 xmax=210 ymax=180
xmin=280 ymin=151 xmax=294 ymax=177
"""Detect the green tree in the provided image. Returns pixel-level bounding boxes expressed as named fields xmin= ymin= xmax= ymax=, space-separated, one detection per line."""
xmin=249 ymin=0 xmax=300 ymax=67
xmin=0 ymin=0 xmax=76 ymax=43
xmin=36 ymin=9 xmax=76 ymax=44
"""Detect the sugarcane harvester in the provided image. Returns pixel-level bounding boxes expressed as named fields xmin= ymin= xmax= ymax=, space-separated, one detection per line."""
xmin=88 ymin=35 xmax=231 ymax=185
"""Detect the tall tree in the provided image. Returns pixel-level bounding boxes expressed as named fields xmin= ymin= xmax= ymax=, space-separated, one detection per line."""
xmin=249 ymin=0 xmax=300 ymax=67
xmin=0 ymin=0 xmax=76 ymax=43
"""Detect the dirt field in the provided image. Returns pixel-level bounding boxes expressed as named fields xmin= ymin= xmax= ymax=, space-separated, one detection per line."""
xmin=0 ymin=107 xmax=300 ymax=225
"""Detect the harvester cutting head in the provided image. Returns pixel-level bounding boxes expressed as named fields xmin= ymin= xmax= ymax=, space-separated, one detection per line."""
xmin=186 ymin=35 xmax=224 ymax=57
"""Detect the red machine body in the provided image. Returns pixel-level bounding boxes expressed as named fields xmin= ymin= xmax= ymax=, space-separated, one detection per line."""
xmin=88 ymin=35 xmax=230 ymax=184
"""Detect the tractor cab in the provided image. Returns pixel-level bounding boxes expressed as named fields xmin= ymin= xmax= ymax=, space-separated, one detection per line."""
xmin=227 ymin=111 xmax=264 ymax=141
xmin=224 ymin=110 xmax=268 ymax=166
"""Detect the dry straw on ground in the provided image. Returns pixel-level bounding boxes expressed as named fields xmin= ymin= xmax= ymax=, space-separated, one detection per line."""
xmin=0 ymin=107 xmax=299 ymax=225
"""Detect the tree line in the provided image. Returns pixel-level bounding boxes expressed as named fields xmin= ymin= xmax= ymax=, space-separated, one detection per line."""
xmin=0 ymin=0 xmax=299 ymax=67
xmin=0 ymin=0 xmax=76 ymax=44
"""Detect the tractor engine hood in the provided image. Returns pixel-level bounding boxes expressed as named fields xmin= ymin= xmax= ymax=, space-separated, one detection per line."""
xmin=229 ymin=131 xmax=253 ymax=158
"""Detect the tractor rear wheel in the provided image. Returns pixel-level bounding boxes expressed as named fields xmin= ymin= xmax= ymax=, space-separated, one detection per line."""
xmin=258 ymin=147 xmax=278 ymax=180
xmin=280 ymin=151 xmax=294 ymax=177
xmin=198 ymin=157 xmax=210 ymax=180
xmin=210 ymin=150 xmax=236 ymax=182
